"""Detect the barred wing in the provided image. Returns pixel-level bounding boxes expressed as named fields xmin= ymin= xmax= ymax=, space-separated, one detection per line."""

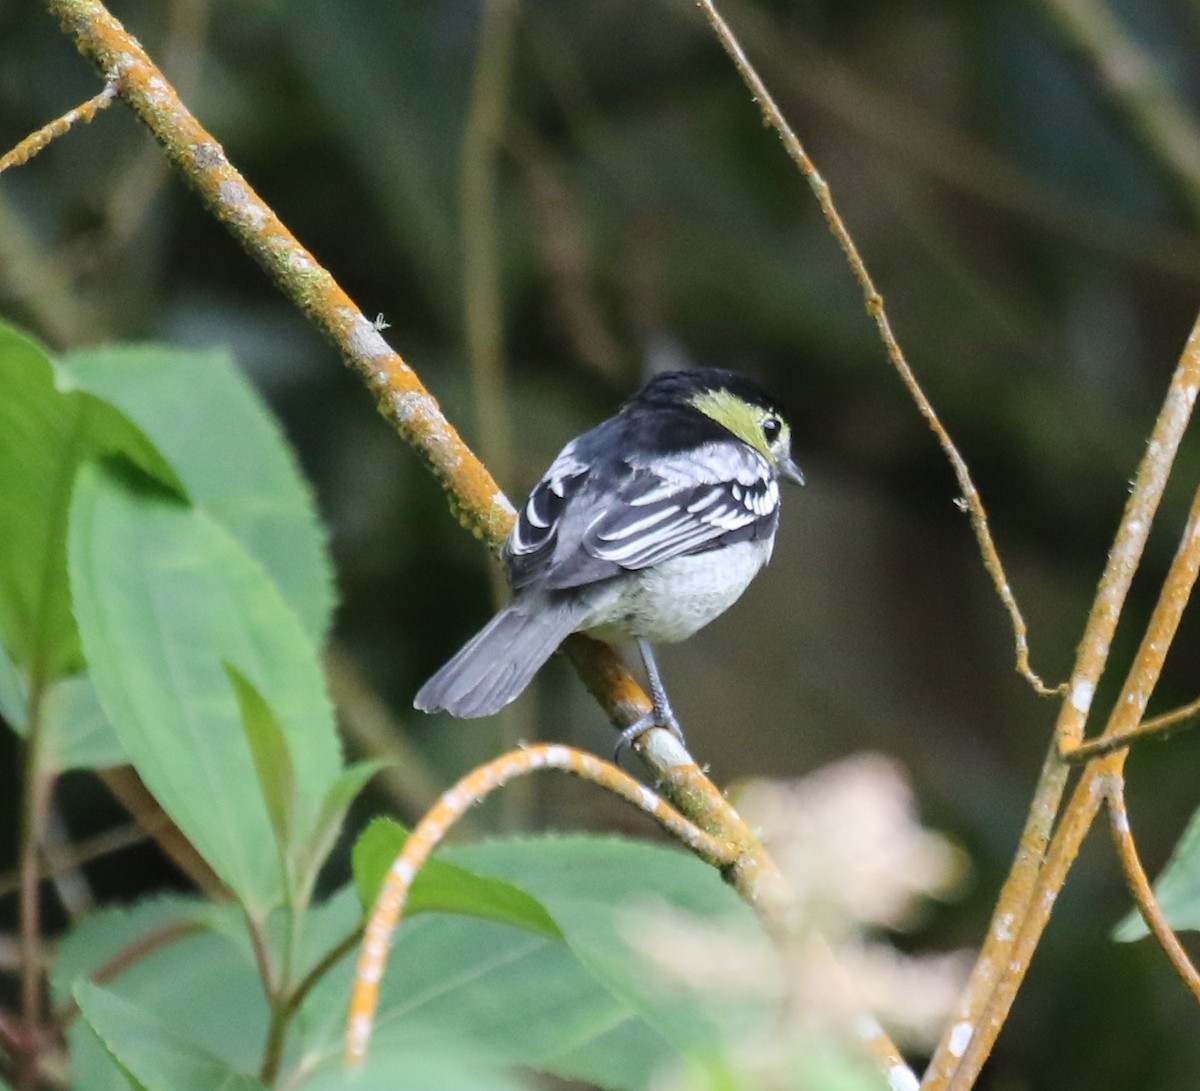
xmin=507 ymin=439 xmax=779 ymax=593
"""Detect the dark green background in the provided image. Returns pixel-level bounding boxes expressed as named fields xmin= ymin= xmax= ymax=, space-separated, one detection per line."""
xmin=3 ymin=0 xmax=1200 ymax=1086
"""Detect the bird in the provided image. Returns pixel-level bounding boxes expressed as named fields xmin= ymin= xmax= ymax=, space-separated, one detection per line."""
xmin=414 ymin=368 xmax=804 ymax=750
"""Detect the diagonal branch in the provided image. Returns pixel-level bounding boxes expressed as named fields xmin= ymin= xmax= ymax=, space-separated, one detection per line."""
xmin=41 ymin=0 xmax=793 ymax=928
xmin=932 ymin=458 xmax=1200 ymax=1090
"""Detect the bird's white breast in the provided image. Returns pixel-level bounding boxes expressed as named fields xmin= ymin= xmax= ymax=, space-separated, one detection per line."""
xmin=578 ymin=536 xmax=774 ymax=644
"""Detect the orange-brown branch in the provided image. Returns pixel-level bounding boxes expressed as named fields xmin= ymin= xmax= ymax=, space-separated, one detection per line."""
xmin=345 ymin=744 xmax=738 ymax=1063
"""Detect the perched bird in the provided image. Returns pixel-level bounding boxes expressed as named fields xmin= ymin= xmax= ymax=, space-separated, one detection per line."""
xmin=414 ymin=368 xmax=804 ymax=749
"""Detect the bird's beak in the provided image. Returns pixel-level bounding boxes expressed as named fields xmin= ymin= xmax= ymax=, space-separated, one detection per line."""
xmin=777 ymin=455 xmax=805 ymax=486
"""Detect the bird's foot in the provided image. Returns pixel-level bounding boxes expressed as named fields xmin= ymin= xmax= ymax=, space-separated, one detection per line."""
xmin=613 ymin=703 xmax=687 ymax=761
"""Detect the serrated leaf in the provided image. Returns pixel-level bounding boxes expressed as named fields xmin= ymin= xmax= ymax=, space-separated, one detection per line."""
xmin=74 ymin=982 xmax=266 ymax=1091
xmin=58 ymin=344 xmax=335 ymax=643
xmin=56 ymin=897 xmax=265 ymax=1091
xmin=69 ymin=462 xmax=343 ymax=914
xmin=352 ymin=817 xmax=560 ymax=939
xmin=1115 ymin=803 xmax=1200 ymax=940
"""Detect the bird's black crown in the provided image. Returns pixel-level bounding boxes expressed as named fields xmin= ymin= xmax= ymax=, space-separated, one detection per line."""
xmin=626 ymin=368 xmax=786 ymax=417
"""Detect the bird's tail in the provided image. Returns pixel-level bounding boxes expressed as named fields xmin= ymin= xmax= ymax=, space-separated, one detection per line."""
xmin=413 ymin=597 xmax=589 ymax=718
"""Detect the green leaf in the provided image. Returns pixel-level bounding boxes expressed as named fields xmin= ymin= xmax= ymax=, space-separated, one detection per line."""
xmin=1115 ymin=804 xmax=1200 ymax=940
xmin=69 ymin=462 xmax=343 ymax=913
xmin=74 ymin=982 xmax=266 ymax=1091
xmin=58 ymin=344 xmax=335 ymax=643
xmin=352 ymin=817 xmax=560 ymax=939
xmin=304 ymin=760 xmax=387 ymax=892
xmin=297 ymin=1052 xmax=534 ymax=1091
xmin=0 ymin=639 xmax=27 ymax=732
xmin=447 ymin=835 xmax=761 ymax=1057
xmin=0 ymin=322 xmax=172 ymax=687
xmin=224 ymin=662 xmax=295 ymax=862
xmin=295 ymin=885 xmax=669 ymax=1089
xmin=51 ymin=896 xmax=225 ymax=1006
xmin=55 ymin=897 xmax=266 ymax=1091
xmin=40 ymin=674 xmax=125 ymax=770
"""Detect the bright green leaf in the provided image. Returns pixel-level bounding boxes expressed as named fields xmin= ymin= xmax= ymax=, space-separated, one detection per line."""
xmin=352 ymin=817 xmax=560 ymax=939
xmin=59 ymin=344 xmax=335 ymax=643
xmin=1115 ymin=803 xmax=1200 ymax=940
xmin=69 ymin=462 xmax=343 ymax=913
xmin=224 ymin=661 xmax=295 ymax=863
xmin=74 ymin=981 xmax=266 ymax=1091
xmin=0 ymin=322 xmax=173 ymax=686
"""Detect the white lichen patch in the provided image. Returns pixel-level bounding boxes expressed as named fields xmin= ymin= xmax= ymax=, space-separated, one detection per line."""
xmin=346 ymin=313 xmax=392 ymax=362
xmin=189 ymin=141 xmax=225 ymax=170
xmin=646 ymin=730 xmax=690 ymax=769
xmin=391 ymin=390 xmax=438 ymax=425
xmin=218 ymin=179 xmax=248 ymax=208
xmin=391 ymin=857 xmax=416 ymax=886
xmin=888 ymin=1063 xmax=920 ymax=1091
xmin=542 ymin=744 xmax=572 ymax=767
xmin=948 ymin=1020 xmax=974 ymax=1057
xmin=638 ymin=784 xmax=661 ymax=814
xmin=1069 ymin=678 xmax=1095 ymax=715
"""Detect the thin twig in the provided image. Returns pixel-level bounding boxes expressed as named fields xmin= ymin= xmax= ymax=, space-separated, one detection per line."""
xmin=1064 ymin=694 xmax=1200 ymax=763
xmin=693 ymin=0 xmax=1058 ymax=698
xmin=924 ymin=313 xmax=1200 ymax=1089
xmin=938 ymin=476 xmax=1200 ymax=1090
xmin=345 ymin=743 xmax=738 ymax=1063
xmin=1103 ymin=774 xmax=1200 ymax=1002
xmin=0 ymin=81 xmax=117 ymax=175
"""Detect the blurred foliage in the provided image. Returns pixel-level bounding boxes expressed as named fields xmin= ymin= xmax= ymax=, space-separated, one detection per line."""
xmin=5 ymin=0 xmax=1200 ymax=1086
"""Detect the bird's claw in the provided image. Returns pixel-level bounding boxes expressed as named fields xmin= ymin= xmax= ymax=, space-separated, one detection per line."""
xmin=613 ymin=706 xmax=687 ymax=761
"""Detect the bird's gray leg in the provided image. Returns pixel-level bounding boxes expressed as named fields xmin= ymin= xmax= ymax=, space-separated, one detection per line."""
xmin=614 ymin=638 xmax=687 ymax=756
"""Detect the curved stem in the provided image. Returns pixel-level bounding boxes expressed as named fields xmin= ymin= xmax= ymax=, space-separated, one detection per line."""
xmin=347 ymin=743 xmax=738 ymax=1062
xmin=1104 ymin=775 xmax=1200 ymax=1002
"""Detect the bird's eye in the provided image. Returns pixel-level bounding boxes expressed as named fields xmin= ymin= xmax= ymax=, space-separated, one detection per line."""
xmin=761 ymin=416 xmax=782 ymax=443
